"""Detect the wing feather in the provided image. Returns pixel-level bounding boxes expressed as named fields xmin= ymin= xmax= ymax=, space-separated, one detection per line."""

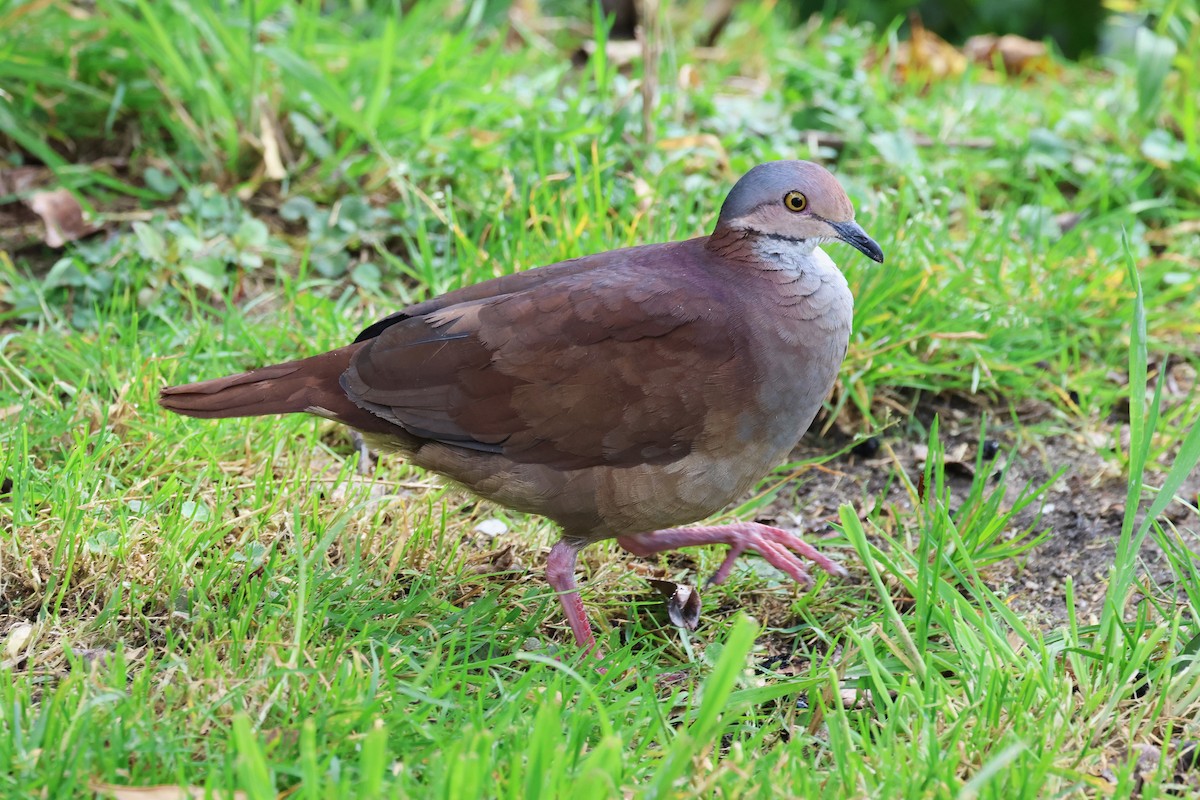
xmin=341 ymin=242 xmax=744 ymax=471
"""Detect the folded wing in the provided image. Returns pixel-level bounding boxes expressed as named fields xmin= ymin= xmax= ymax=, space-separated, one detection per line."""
xmin=342 ymin=249 xmax=742 ymax=471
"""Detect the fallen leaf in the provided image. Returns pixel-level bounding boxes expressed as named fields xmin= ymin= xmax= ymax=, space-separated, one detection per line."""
xmin=677 ymin=64 xmax=700 ymax=90
xmin=3 ymin=623 xmax=34 ymax=666
xmin=467 ymin=128 xmax=502 ymax=147
xmin=466 ymin=543 xmax=515 ymax=574
xmin=258 ymin=102 xmax=286 ymax=180
xmin=27 ymin=188 xmax=97 ymax=247
xmin=963 ymin=34 xmax=1057 ymax=76
xmin=89 ymin=783 xmax=247 ymax=800
xmin=647 ymin=579 xmax=702 ymax=630
xmin=872 ymin=16 xmax=966 ymax=84
xmin=658 ymin=133 xmax=725 ymax=154
xmin=657 ymin=133 xmax=728 ymax=173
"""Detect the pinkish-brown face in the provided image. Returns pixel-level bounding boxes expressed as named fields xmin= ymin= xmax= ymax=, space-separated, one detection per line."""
xmin=716 ymin=160 xmax=884 ymax=263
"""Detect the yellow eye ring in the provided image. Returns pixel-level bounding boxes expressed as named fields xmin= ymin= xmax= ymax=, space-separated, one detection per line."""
xmin=783 ymin=191 xmax=807 ymax=212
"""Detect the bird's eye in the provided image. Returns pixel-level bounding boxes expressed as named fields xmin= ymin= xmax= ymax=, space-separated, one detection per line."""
xmin=783 ymin=191 xmax=807 ymax=212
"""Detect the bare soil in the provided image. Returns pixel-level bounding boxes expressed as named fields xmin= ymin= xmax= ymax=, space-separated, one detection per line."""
xmin=770 ymin=398 xmax=1200 ymax=630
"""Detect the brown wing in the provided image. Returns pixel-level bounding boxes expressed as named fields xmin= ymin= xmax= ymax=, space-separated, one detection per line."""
xmin=341 ymin=246 xmax=742 ymax=471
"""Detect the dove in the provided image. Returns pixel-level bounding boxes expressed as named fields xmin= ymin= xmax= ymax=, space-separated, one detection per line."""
xmin=160 ymin=160 xmax=884 ymax=653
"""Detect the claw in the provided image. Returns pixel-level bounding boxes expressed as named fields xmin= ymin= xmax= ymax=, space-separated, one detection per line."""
xmin=619 ymin=522 xmax=845 ymax=589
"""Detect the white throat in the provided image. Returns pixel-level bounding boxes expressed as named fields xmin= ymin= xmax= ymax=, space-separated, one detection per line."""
xmin=748 ymin=238 xmax=854 ymax=331
xmin=750 ymin=237 xmax=841 ymax=278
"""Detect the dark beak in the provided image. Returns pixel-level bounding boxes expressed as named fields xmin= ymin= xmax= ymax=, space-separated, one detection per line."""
xmin=831 ymin=220 xmax=884 ymax=263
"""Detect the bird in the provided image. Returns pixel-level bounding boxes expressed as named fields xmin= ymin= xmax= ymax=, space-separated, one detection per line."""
xmin=159 ymin=160 xmax=884 ymax=654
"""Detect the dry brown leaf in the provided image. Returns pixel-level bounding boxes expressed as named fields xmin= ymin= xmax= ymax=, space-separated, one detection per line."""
xmin=963 ymin=34 xmax=1057 ymax=77
xmin=89 ymin=782 xmax=248 ymax=800
xmin=874 ymin=17 xmax=966 ymax=84
xmin=468 ymin=128 xmax=502 ymax=147
xmin=657 ymin=133 xmax=728 ymax=173
xmin=27 ymin=188 xmax=97 ymax=247
xmin=658 ymin=133 xmax=724 ymax=154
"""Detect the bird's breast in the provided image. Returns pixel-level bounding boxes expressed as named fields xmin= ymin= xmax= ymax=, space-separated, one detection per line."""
xmin=735 ymin=253 xmax=854 ymax=455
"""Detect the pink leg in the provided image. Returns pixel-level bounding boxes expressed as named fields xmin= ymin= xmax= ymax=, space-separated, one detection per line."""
xmin=618 ymin=522 xmax=847 ymax=588
xmin=545 ymin=539 xmax=599 ymax=655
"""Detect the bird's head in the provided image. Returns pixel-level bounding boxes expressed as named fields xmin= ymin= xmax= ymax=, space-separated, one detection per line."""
xmin=714 ymin=160 xmax=884 ymax=263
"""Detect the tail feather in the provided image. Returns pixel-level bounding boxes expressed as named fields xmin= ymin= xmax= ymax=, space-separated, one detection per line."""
xmin=159 ymin=344 xmax=376 ymax=426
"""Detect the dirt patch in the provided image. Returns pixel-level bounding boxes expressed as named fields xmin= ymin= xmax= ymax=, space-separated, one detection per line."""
xmin=769 ymin=398 xmax=1200 ymax=629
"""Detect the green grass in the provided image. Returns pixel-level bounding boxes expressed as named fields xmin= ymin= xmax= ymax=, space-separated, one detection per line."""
xmin=3 ymin=0 xmax=1200 ymax=797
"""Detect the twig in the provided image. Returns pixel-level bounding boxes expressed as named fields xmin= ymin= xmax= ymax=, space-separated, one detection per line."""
xmin=700 ymin=0 xmax=740 ymax=48
xmin=638 ymin=0 xmax=660 ymax=147
xmin=800 ymin=130 xmax=995 ymax=151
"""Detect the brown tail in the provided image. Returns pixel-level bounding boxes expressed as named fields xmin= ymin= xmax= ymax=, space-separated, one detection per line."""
xmin=159 ymin=343 xmax=374 ymax=425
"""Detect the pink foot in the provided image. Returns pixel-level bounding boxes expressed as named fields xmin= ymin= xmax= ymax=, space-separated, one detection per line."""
xmin=617 ymin=522 xmax=847 ymax=588
xmin=545 ymin=539 xmax=602 ymax=658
